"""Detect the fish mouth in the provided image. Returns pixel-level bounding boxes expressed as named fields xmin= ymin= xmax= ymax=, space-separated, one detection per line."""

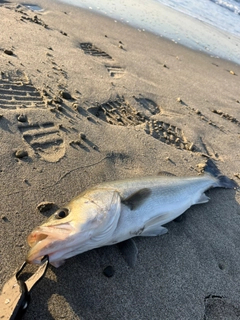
xmin=27 ymin=223 xmax=74 ymax=264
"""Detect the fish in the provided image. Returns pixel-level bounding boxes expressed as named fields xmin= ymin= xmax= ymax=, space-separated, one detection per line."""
xmin=26 ymin=160 xmax=238 ymax=268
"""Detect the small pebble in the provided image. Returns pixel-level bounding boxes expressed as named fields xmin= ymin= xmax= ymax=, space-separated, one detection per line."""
xmin=17 ymin=114 xmax=27 ymax=122
xmin=234 ymin=173 xmax=240 ymax=179
xmin=42 ymin=89 xmax=49 ymax=96
xmin=103 ymin=266 xmax=115 ymax=277
xmin=56 ymin=105 xmax=63 ymax=112
xmin=69 ymin=140 xmax=81 ymax=146
xmin=197 ymin=163 xmax=206 ymax=173
xmin=218 ymin=263 xmax=225 ymax=270
xmin=230 ymin=70 xmax=235 ymax=75
xmin=188 ymin=142 xmax=194 ymax=151
xmin=177 ymin=97 xmax=182 ymax=103
xmin=4 ymin=49 xmax=13 ymax=55
xmin=79 ymin=132 xmax=86 ymax=140
xmin=53 ymin=96 xmax=63 ymax=104
xmin=60 ymin=91 xmax=72 ymax=100
xmin=72 ymin=103 xmax=79 ymax=110
xmin=23 ymin=179 xmax=30 ymax=185
xmin=15 ymin=150 xmax=28 ymax=158
xmin=60 ymin=31 xmax=67 ymax=36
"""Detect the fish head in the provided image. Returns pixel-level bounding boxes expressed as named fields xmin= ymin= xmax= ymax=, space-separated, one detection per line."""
xmin=26 ymin=189 xmax=121 ymax=267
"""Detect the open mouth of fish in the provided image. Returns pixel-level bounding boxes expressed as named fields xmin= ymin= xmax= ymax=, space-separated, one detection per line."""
xmin=27 ymin=224 xmax=74 ymax=264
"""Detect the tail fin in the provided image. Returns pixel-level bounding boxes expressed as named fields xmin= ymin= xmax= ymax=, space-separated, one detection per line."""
xmin=204 ymin=159 xmax=238 ymax=189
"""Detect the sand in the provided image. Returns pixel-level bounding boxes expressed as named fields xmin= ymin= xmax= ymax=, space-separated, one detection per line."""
xmin=0 ymin=1 xmax=240 ymax=319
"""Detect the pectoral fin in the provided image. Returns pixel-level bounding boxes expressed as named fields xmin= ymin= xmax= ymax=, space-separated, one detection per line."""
xmin=140 ymin=225 xmax=168 ymax=237
xmin=50 ymin=260 xmax=65 ymax=268
xmin=121 ymin=188 xmax=151 ymax=210
xmin=117 ymin=239 xmax=138 ymax=268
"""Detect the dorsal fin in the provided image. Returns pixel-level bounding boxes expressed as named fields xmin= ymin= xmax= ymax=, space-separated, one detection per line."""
xmin=121 ymin=188 xmax=151 ymax=210
xmin=157 ymin=171 xmax=176 ymax=177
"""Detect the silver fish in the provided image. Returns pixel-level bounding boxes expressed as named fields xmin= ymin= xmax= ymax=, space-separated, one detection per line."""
xmin=27 ymin=160 xmax=238 ymax=267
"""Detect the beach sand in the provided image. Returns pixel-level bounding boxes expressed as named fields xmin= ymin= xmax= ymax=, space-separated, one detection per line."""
xmin=0 ymin=1 xmax=240 ymax=319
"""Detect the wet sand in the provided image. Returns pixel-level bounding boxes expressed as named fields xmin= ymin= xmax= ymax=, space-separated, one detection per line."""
xmin=0 ymin=1 xmax=240 ymax=319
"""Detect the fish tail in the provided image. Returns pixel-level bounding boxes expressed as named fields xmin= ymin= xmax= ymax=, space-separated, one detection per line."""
xmin=204 ymin=159 xmax=238 ymax=189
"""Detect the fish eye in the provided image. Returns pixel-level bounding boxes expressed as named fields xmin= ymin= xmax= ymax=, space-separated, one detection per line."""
xmin=55 ymin=208 xmax=69 ymax=219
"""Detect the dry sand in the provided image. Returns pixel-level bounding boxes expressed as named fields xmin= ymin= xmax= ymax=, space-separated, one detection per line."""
xmin=0 ymin=0 xmax=240 ymax=319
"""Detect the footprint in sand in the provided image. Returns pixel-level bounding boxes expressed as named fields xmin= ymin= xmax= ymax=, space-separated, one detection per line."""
xmin=134 ymin=97 xmax=160 ymax=115
xmin=0 ymin=71 xmax=65 ymax=162
xmin=80 ymin=42 xmax=113 ymax=59
xmin=87 ymin=96 xmax=194 ymax=152
xmin=0 ymin=71 xmax=45 ymax=109
xmin=105 ymin=65 xmax=125 ymax=78
xmin=18 ymin=122 xmax=65 ymax=163
xmin=79 ymin=42 xmax=125 ymax=78
xmin=145 ymin=119 xmax=194 ymax=151
xmin=88 ymin=96 xmax=147 ymax=126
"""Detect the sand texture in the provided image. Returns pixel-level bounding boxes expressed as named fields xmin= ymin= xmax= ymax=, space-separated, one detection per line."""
xmin=0 ymin=1 xmax=240 ymax=319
